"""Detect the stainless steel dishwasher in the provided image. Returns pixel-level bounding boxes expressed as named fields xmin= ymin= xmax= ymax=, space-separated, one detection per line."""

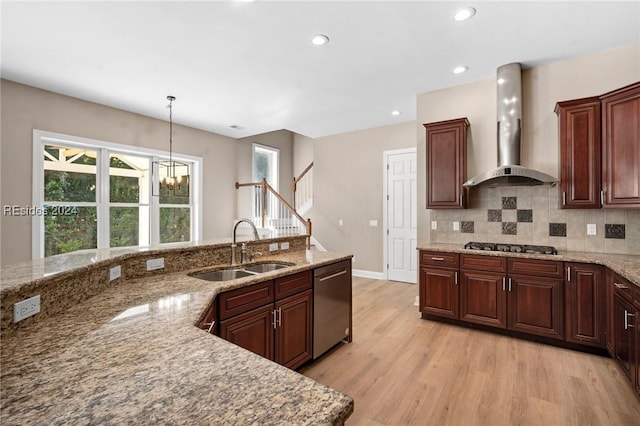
xmin=313 ymin=259 xmax=352 ymax=359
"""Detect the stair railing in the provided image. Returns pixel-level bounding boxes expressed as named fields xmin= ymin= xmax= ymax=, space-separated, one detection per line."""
xmin=236 ymin=179 xmax=312 ymax=248
xmin=292 ymin=162 xmax=313 ymax=213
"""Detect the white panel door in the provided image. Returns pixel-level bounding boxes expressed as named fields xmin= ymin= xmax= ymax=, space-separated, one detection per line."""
xmin=386 ymin=151 xmax=417 ymax=283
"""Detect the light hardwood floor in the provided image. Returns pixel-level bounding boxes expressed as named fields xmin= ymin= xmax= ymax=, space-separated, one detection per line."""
xmin=301 ymin=277 xmax=640 ymax=426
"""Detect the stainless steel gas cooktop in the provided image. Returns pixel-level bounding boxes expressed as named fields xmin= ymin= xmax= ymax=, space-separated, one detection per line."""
xmin=464 ymin=241 xmax=558 ymax=255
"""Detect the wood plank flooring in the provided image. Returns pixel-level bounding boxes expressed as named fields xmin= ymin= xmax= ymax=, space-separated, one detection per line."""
xmin=300 ymin=277 xmax=640 ymax=426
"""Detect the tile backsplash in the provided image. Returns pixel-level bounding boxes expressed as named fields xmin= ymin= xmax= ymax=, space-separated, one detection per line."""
xmin=430 ymin=185 xmax=640 ymax=254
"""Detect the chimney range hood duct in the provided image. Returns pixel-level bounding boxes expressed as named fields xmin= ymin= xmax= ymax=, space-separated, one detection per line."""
xmin=463 ymin=63 xmax=557 ymax=188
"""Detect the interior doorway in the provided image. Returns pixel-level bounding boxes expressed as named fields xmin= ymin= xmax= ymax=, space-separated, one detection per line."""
xmin=383 ymin=148 xmax=417 ymax=284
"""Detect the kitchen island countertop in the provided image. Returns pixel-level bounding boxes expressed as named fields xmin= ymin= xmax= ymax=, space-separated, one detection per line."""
xmin=1 ymin=249 xmax=354 ymax=425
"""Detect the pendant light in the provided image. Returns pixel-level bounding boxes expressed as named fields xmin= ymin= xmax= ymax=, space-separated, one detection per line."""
xmin=154 ymin=95 xmax=189 ymax=197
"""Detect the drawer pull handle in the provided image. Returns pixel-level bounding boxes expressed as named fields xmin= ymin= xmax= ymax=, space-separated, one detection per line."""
xmin=567 ymin=267 xmax=571 ymax=282
xmin=614 ymin=282 xmax=629 ymax=290
xmin=454 ymin=272 xmax=458 ymax=285
xmin=318 ymin=270 xmax=347 ymax=282
xmin=502 ymin=277 xmax=506 ymax=291
xmin=431 ymin=257 xmax=445 ymax=261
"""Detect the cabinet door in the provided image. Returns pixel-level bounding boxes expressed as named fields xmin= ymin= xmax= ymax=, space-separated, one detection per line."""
xmin=219 ymin=304 xmax=274 ymax=360
xmin=565 ymin=263 xmax=603 ymax=347
xmin=275 ymin=290 xmax=313 ymax=370
xmin=419 ymin=266 xmax=458 ymax=319
xmin=635 ymin=307 xmax=640 ymax=397
xmin=460 ymin=270 xmax=507 ymax=329
xmin=613 ymin=293 xmax=635 ymax=383
xmin=507 ymin=274 xmax=564 ymax=340
xmin=556 ymin=97 xmax=601 ymax=209
xmin=601 ymin=82 xmax=640 ymax=208
xmin=605 ymin=268 xmax=615 ymax=356
xmin=424 ymin=118 xmax=468 ymax=209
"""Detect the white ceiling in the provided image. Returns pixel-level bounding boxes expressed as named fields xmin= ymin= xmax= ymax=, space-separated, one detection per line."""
xmin=1 ymin=1 xmax=638 ymax=139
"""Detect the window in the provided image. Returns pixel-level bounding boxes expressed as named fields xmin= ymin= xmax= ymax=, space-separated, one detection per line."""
xmin=32 ymin=130 xmax=202 ymax=259
xmin=252 ymin=144 xmax=279 ymax=220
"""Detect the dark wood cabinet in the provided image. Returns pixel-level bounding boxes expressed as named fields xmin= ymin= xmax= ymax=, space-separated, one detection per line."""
xmin=605 ymin=268 xmax=615 ymax=355
xmin=220 ymin=304 xmax=275 ymax=360
xmin=460 ymin=270 xmax=507 ymax=328
xmin=612 ymin=273 xmax=639 ymax=396
xmin=420 ymin=266 xmax=459 ymax=319
xmin=275 ymin=289 xmax=313 ymax=369
xmin=419 ymin=251 xmax=459 ymax=319
xmin=508 ymin=274 xmax=564 ymax=340
xmin=556 ymin=97 xmax=602 ymax=209
xmin=565 ymin=263 xmax=603 ymax=347
xmin=601 ymin=82 xmax=640 ymax=208
xmin=424 ymin=118 xmax=468 ymax=209
xmin=613 ymin=292 xmax=636 ymax=384
xmin=209 ymin=270 xmax=313 ymax=370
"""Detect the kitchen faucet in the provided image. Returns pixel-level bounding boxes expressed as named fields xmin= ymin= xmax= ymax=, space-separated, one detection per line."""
xmin=231 ymin=218 xmax=260 ymax=265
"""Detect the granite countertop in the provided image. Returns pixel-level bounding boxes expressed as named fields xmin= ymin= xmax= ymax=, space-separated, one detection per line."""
xmin=1 ymin=250 xmax=354 ymax=425
xmin=417 ymin=243 xmax=640 ymax=287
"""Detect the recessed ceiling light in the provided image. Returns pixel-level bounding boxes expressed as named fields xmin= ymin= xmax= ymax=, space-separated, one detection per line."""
xmin=391 ymin=110 xmax=401 ymax=116
xmin=310 ymin=34 xmax=330 ymax=46
xmin=453 ymin=7 xmax=476 ymax=21
xmin=453 ymin=66 xmax=469 ymax=74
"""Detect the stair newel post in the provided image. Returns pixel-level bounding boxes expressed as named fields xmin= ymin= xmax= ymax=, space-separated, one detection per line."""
xmin=292 ymin=177 xmax=297 ymax=212
xmin=261 ymin=178 xmax=267 ymax=228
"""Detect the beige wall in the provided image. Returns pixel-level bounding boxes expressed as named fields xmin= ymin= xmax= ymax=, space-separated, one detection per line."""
xmin=311 ymin=121 xmax=416 ymax=272
xmin=293 ymin=133 xmax=314 ymax=177
xmin=417 ymin=43 xmax=640 ymax=251
xmin=1 ymin=80 xmax=238 ymax=265
xmin=237 ymin=129 xmax=294 ymax=204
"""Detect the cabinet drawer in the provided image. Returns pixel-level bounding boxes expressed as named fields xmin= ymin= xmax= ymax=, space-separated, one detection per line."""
xmin=613 ymin=273 xmax=634 ymax=303
xmin=460 ymin=254 xmax=506 ymax=273
xmin=275 ymin=270 xmax=312 ymax=300
xmin=508 ymin=258 xmax=563 ymax=278
xmin=420 ymin=251 xmax=459 ymax=268
xmin=218 ymin=280 xmax=275 ymax=320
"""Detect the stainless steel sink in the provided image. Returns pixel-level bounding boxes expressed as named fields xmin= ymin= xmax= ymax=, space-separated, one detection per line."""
xmin=192 ymin=269 xmax=255 ymax=282
xmin=191 ymin=262 xmax=294 ymax=282
xmin=243 ymin=262 xmax=292 ymax=273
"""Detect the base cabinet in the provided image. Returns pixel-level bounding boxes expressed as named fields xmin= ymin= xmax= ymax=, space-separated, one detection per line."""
xmin=457 ymin=255 xmax=564 ymax=340
xmin=220 ymin=304 xmax=274 ymax=360
xmin=420 ymin=266 xmax=459 ymax=319
xmin=565 ymin=263 xmax=603 ymax=347
xmin=209 ymin=270 xmax=314 ymax=370
xmin=275 ymin=290 xmax=313 ymax=369
xmin=613 ymin=293 xmax=636 ymax=384
xmin=508 ymin=274 xmax=564 ymax=340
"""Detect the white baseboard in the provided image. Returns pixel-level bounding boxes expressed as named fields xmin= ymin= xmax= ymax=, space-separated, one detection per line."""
xmin=352 ymin=269 xmax=385 ymax=280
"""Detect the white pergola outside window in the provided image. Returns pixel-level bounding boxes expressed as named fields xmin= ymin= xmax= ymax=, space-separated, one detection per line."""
xmin=32 ymin=130 xmax=203 ymax=259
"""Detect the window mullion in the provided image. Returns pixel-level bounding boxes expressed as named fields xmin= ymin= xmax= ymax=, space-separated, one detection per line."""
xmin=150 ymin=157 xmax=160 ymax=246
xmin=97 ymin=148 xmax=110 ymax=249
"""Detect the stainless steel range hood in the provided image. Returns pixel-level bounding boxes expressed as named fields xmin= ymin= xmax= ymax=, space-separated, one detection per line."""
xmin=463 ymin=63 xmax=557 ymax=188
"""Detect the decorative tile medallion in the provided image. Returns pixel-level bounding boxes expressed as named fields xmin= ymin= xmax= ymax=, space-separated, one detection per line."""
xmin=549 ymin=223 xmax=567 ymax=237
xmin=488 ymin=210 xmax=502 ymax=222
xmin=516 ymin=209 xmax=533 ymax=223
xmin=502 ymin=222 xmax=517 ymax=235
xmin=461 ymin=221 xmax=474 ymax=233
xmin=605 ymin=224 xmax=626 ymax=239
xmin=502 ymin=197 xmax=517 ymax=209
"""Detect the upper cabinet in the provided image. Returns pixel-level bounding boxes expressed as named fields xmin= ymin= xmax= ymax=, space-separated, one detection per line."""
xmin=424 ymin=118 xmax=469 ymax=209
xmin=556 ymin=97 xmax=601 ymax=209
xmin=601 ymin=82 xmax=640 ymax=208
xmin=556 ymin=82 xmax=640 ymax=209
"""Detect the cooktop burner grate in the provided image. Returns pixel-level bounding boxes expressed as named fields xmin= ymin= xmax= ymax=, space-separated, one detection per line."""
xmin=464 ymin=241 xmax=558 ymax=255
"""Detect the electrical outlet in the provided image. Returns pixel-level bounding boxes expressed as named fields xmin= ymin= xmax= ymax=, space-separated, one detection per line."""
xmin=431 ymin=221 xmax=437 ymax=230
xmin=587 ymin=224 xmax=597 ymax=235
xmin=109 ymin=265 xmax=121 ymax=281
xmin=453 ymin=221 xmax=460 ymax=231
xmin=280 ymin=241 xmax=290 ymax=250
xmin=369 ymin=219 xmax=378 ymax=227
xmin=146 ymin=258 xmax=165 ymax=271
xmin=14 ymin=295 xmax=41 ymax=323
xmin=339 ymin=219 xmax=343 ymax=226
xmin=269 ymin=243 xmax=278 ymax=252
